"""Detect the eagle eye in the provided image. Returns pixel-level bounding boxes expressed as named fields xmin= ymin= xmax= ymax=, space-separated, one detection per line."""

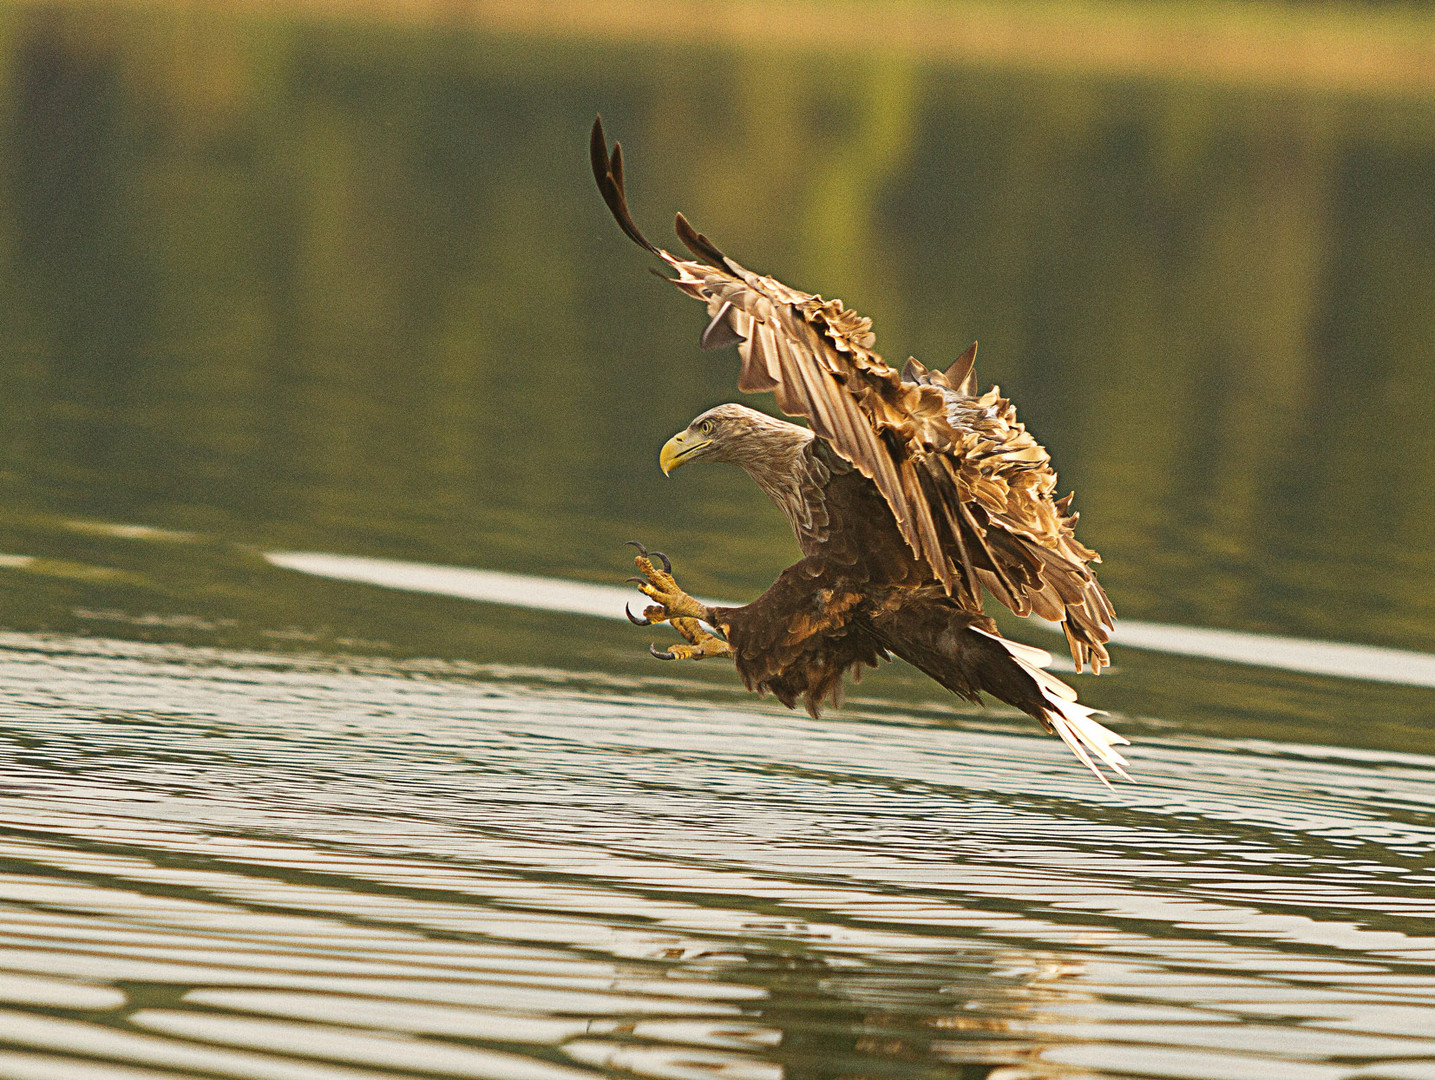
xmin=699 ymin=419 xmax=715 ymax=436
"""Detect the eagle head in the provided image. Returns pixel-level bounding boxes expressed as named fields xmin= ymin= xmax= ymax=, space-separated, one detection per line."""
xmin=659 ymin=404 xmax=805 ymax=475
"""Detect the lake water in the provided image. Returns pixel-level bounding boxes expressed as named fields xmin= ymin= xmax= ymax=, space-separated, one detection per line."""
xmin=0 ymin=5 xmax=1433 ymax=1079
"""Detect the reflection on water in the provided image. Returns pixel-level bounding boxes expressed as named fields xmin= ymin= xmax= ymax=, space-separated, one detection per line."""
xmin=1 ymin=632 xmax=1434 ymax=1080
xmin=0 ymin=3 xmax=1432 ymax=1078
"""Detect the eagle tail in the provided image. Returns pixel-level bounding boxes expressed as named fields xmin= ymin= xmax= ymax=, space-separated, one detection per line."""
xmin=871 ymin=600 xmax=1131 ymax=786
xmin=969 ymin=628 xmax=1131 ymax=788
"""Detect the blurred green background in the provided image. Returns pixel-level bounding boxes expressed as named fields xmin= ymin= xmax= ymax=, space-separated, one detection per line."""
xmin=0 ymin=0 xmax=1431 ymax=745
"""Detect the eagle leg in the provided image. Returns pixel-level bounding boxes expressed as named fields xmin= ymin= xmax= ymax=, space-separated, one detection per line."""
xmin=627 ymin=548 xmax=729 ymax=660
xmin=650 ymin=618 xmax=732 ymax=662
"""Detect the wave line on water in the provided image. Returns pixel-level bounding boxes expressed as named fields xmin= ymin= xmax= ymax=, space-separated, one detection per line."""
xmin=266 ymin=550 xmax=650 ymax=621
xmin=264 ymin=551 xmax=1435 ymax=689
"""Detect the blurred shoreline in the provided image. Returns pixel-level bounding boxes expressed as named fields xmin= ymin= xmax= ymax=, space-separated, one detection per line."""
xmin=30 ymin=0 xmax=1435 ymax=97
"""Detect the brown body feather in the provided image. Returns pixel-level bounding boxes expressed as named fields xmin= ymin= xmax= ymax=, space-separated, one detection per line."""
xmin=706 ymin=432 xmax=1058 ymax=731
xmin=594 ymin=119 xmax=1129 ymax=783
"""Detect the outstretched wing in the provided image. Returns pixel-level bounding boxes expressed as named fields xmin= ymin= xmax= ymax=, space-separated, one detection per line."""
xmin=899 ymin=356 xmax=1116 ymax=672
xmin=592 ymin=118 xmax=1113 ymax=670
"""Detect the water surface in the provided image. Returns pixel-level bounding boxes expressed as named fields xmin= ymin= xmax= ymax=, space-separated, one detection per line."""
xmin=3 ymin=630 xmax=1435 ymax=1080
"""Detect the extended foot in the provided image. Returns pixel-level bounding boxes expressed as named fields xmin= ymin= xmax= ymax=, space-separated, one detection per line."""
xmin=625 ymin=541 xmax=712 ymax=623
xmin=624 ymin=542 xmax=730 ymax=662
xmin=650 ymin=617 xmax=731 ymax=661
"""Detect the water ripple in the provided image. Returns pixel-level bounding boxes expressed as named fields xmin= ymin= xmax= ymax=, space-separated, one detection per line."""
xmin=0 ymin=632 xmax=1432 ymax=1079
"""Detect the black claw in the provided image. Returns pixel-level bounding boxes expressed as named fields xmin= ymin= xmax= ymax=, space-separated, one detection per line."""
xmin=626 ymin=540 xmax=648 ymax=557
xmin=648 ymin=550 xmax=672 ymax=573
xmin=625 ymin=603 xmax=651 ymax=626
xmin=626 ymin=576 xmax=648 ymax=587
xmin=649 ymin=644 xmax=676 ymax=660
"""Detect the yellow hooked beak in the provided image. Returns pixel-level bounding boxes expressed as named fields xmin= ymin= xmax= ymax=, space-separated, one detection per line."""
xmin=659 ymin=432 xmax=712 ymax=476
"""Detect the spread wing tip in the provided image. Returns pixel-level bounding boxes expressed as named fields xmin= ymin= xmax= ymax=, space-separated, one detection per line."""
xmin=590 ymin=116 xmax=659 ymax=255
xmin=675 ymin=211 xmax=728 ymax=266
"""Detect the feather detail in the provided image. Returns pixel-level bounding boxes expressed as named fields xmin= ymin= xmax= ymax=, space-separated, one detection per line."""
xmin=700 ymin=301 xmax=747 ymax=351
xmin=945 ymin=341 xmax=978 ymax=394
xmin=968 ymin=627 xmax=1053 ymax=671
xmin=974 ymin=629 xmax=1130 ymax=787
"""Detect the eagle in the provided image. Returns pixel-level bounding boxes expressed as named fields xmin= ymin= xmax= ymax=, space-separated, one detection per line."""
xmin=591 ymin=118 xmax=1129 ymax=785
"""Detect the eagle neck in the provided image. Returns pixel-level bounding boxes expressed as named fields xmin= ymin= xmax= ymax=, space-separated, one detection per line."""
xmin=733 ymin=431 xmax=820 ymax=546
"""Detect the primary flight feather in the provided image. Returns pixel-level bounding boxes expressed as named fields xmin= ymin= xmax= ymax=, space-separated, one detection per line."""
xmin=592 ymin=117 xmax=1128 ymax=785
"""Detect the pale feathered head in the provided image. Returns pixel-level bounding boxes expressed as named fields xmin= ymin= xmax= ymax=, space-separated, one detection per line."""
xmin=659 ymin=404 xmax=811 ymax=475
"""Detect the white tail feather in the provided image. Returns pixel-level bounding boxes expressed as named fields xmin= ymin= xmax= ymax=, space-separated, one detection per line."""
xmin=982 ymin=630 xmax=1132 ymax=786
xmin=970 ymin=627 xmax=1053 ymax=670
xmin=1046 ymin=699 xmax=1132 ymax=784
xmin=1049 ymin=712 xmax=1113 ymax=789
xmin=1027 ymin=663 xmax=1080 ymax=703
xmin=972 ymin=628 xmax=1075 ymax=700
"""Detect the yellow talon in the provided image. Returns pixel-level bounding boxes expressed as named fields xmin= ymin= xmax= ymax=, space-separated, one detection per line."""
xmin=629 ymin=550 xmax=712 ymax=623
xmin=627 ymin=547 xmax=727 ymax=659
